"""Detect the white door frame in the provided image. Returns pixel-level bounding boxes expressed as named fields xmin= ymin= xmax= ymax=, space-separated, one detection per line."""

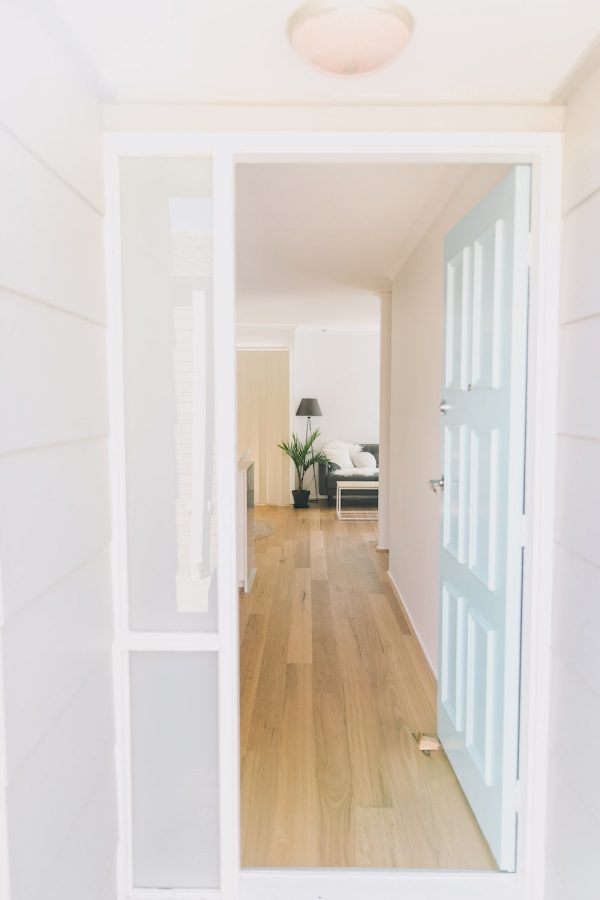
xmin=104 ymin=130 xmax=562 ymax=900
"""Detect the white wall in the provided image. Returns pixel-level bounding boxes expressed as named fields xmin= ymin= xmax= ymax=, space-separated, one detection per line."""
xmin=543 ymin=60 xmax=600 ymax=900
xmin=294 ymin=330 xmax=380 ymax=453
xmin=388 ymin=166 xmax=508 ymax=672
xmin=378 ymin=293 xmax=392 ymax=550
xmin=0 ymin=3 xmax=116 ymax=899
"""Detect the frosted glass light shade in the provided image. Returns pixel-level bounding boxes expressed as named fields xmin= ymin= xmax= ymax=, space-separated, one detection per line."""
xmin=288 ymin=0 xmax=414 ymax=76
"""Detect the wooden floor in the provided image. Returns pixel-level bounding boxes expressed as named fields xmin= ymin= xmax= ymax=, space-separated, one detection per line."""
xmin=240 ymin=505 xmax=496 ymax=870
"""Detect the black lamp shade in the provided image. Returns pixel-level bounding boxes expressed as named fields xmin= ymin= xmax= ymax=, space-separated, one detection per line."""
xmin=296 ymin=397 xmax=322 ymax=417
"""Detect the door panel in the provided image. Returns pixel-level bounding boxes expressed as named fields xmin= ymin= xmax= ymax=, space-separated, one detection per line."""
xmin=465 ymin=609 xmax=496 ymax=786
xmin=445 ymin=248 xmax=471 ymax=391
xmin=443 ymin=423 xmax=467 ymax=562
xmin=437 ymin=167 xmax=531 ymax=871
xmin=440 ymin=585 xmax=466 ymax=732
xmin=472 ymin=222 xmax=503 ymax=390
xmin=468 ymin=427 xmax=499 ymax=591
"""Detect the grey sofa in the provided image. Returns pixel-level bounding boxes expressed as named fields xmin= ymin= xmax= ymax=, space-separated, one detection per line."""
xmin=318 ymin=443 xmax=379 ymax=507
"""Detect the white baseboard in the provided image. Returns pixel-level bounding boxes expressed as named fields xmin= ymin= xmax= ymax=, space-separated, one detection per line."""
xmin=246 ymin=566 xmax=256 ymax=593
xmin=386 ymin=569 xmax=437 ymax=681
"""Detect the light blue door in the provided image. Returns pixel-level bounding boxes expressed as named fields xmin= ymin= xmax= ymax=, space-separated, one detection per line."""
xmin=435 ymin=167 xmax=530 ymax=871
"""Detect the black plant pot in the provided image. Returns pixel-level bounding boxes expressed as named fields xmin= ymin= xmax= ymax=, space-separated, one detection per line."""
xmin=292 ymin=489 xmax=310 ymax=509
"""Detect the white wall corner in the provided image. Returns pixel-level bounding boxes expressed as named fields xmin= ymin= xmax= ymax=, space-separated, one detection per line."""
xmin=0 ymin=641 xmax=11 ymax=900
xmin=0 ymin=556 xmax=11 ymax=900
xmin=386 ymin=569 xmax=438 ymax=680
xmin=377 ymin=290 xmax=392 ymax=550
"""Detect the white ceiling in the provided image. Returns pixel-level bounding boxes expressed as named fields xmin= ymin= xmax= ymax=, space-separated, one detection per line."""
xmin=236 ymin=162 xmax=478 ymax=328
xmin=52 ymin=0 xmax=600 ymax=105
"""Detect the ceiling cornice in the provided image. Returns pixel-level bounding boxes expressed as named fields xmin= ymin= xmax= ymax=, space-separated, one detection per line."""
xmin=103 ymin=102 xmax=565 ymax=133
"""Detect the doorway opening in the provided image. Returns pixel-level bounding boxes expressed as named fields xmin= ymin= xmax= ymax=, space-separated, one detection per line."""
xmin=105 ymin=130 xmax=560 ymax=900
xmin=235 ymin=159 xmax=524 ymax=871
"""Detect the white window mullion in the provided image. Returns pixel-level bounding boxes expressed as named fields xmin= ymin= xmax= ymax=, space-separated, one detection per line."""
xmin=123 ymin=632 xmax=220 ymax=653
xmin=213 ymin=147 xmax=240 ymax=900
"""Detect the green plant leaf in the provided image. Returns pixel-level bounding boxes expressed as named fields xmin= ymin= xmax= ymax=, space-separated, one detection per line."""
xmin=277 ymin=429 xmax=331 ymax=492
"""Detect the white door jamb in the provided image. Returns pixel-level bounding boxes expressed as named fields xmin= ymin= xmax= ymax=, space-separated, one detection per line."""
xmin=103 ymin=130 xmax=562 ymax=900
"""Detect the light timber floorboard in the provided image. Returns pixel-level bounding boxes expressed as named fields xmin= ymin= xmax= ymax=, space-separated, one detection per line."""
xmin=240 ymin=505 xmax=497 ymax=870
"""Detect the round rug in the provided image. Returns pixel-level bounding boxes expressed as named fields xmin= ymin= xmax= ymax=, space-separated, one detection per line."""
xmin=253 ymin=519 xmax=275 ymax=541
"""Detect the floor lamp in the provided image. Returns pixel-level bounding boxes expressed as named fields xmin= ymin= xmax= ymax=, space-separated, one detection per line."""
xmin=296 ymin=397 xmax=322 ymax=502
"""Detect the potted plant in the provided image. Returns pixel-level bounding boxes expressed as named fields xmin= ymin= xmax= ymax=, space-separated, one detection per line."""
xmin=278 ymin=430 xmax=330 ymax=509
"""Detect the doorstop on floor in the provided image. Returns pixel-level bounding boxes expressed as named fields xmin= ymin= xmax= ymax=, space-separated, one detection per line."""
xmin=413 ymin=732 xmax=441 ymax=756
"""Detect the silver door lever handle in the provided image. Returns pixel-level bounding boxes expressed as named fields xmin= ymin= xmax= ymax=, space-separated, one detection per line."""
xmin=428 ymin=476 xmax=445 ymax=493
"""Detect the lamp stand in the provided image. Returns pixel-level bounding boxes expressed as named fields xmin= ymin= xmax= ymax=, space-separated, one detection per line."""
xmin=305 ymin=415 xmax=319 ymax=503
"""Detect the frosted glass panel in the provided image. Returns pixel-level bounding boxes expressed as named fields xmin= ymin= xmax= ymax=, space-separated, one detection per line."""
xmin=120 ymin=158 xmax=217 ymax=631
xmin=130 ymin=652 xmax=219 ymax=887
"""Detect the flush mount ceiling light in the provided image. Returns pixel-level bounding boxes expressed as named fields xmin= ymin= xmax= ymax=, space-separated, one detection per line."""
xmin=288 ymin=0 xmax=414 ymax=76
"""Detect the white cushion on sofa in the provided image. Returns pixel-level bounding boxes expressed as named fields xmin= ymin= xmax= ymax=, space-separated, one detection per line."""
xmin=327 ymin=440 xmax=362 ymax=454
xmin=351 ymin=450 xmax=377 ymax=468
xmin=325 ymin=447 xmax=353 ymax=469
xmin=335 ymin=466 xmax=378 ymax=477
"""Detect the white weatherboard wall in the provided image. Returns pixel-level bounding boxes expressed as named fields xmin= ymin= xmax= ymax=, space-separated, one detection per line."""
xmin=543 ymin=59 xmax=600 ymax=900
xmin=294 ymin=330 xmax=380 ymax=452
xmin=388 ymin=166 xmax=508 ymax=672
xmin=0 ymin=3 xmax=117 ymax=900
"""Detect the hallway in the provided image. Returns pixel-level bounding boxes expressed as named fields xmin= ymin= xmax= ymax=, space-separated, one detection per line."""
xmin=240 ymin=506 xmax=495 ymax=869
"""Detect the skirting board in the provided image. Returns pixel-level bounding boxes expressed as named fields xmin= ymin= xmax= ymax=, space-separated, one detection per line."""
xmin=246 ymin=565 xmax=256 ymax=594
xmin=386 ymin=570 xmax=437 ymax=683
